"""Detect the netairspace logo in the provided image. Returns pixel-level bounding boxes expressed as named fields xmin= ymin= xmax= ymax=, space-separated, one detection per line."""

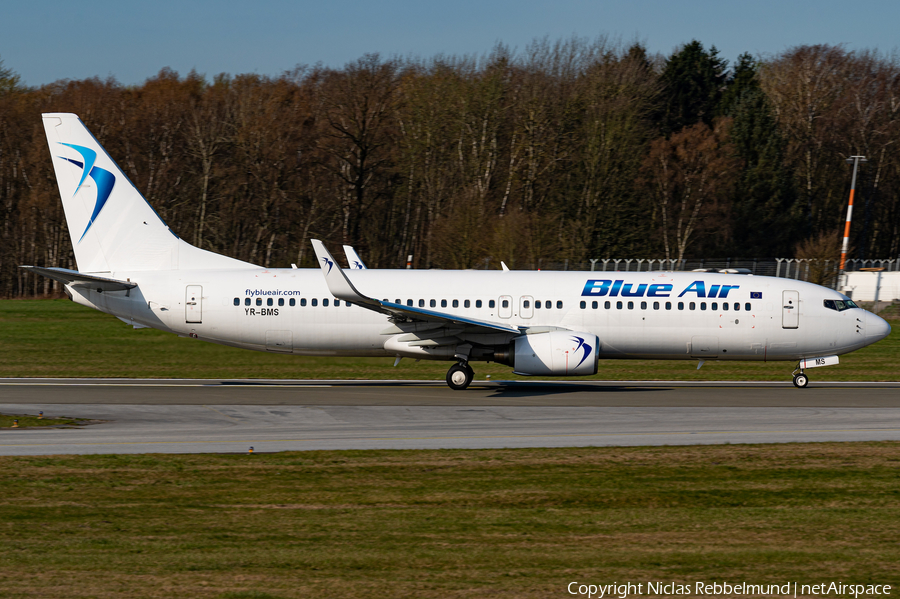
xmin=566 ymin=581 xmax=892 ymax=598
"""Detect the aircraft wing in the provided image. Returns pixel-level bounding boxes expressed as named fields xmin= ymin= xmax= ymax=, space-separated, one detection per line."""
xmin=310 ymin=240 xmax=520 ymax=335
xmin=19 ymin=266 xmax=137 ymax=292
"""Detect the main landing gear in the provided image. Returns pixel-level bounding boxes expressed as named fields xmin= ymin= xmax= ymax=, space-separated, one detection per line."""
xmin=446 ymin=361 xmax=474 ymax=390
xmin=792 ymin=367 xmax=809 ymax=388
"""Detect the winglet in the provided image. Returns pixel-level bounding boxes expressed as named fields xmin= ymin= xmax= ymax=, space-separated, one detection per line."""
xmin=310 ymin=240 xmax=374 ymax=305
xmin=342 ymin=245 xmax=367 ymax=269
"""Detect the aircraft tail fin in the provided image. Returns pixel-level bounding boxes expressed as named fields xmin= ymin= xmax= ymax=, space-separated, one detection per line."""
xmin=42 ymin=113 xmax=250 ymax=272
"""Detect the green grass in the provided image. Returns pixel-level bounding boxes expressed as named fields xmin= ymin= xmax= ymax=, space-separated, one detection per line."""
xmin=0 ymin=443 xmax=899 ymax=598
xmin=1 ymin=299 xmax=898 ymax=380
xmin=0 ymin=413 xmax=85 ymax=428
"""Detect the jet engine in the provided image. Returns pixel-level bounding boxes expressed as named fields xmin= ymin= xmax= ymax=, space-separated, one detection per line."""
xmin=494 ymin=331 xmax=599 ymax=376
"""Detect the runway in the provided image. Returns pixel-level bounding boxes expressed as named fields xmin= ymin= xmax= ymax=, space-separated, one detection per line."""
xmin=1 ymin=379 xmax=899 ymax=455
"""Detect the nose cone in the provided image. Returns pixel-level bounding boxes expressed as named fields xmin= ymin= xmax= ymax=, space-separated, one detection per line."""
xmin=866 ymin=312 xmax=892 ymax=344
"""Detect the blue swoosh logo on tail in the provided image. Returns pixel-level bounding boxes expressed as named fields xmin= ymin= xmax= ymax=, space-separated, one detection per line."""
xmin=57 ymin=143 xmax=116 ymax=242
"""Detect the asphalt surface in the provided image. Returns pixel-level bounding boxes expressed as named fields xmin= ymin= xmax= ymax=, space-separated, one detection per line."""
xmin=1 ymin=379 xmax=899 ymax=455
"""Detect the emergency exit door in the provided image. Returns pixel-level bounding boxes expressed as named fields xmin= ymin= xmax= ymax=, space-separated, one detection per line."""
xmin=782 ymin=290 xmax=799 ymax=329
xmin=186 ymin=285 xmax=203 ymax=323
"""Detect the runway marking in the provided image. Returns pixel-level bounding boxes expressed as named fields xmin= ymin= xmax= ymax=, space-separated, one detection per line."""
xmin=3 ymin=428 xmax=900 ymax=448
xmin=0 ymin=383 xmax=334 ymax=388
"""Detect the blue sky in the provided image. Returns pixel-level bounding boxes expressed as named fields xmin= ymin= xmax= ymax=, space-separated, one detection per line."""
xmin=3 ymin=0 xmax=898 ymax=87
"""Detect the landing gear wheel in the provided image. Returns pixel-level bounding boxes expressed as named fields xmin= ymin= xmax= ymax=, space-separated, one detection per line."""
xmin=793 ymin=373 xmax=809 ymax=388
xmin=447 ymin=363 xmax=474 ymax=390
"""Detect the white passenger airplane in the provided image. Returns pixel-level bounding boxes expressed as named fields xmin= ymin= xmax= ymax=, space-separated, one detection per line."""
xmin=23 ymin=113 xmax=892 ymax=389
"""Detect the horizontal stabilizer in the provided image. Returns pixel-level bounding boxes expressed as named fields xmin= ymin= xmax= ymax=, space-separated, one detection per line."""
xmin=19 ymin=266 xmax=136 ymax=292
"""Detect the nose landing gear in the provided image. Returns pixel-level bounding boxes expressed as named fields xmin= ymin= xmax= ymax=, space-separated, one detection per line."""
xmin=446 ymin=362 xmax=475 ymax=390
xmin=791 ymin=367 xmax=809 ymax=388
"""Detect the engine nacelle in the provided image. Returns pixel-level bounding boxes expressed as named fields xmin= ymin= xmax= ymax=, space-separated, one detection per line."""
xmin=508 ymin=331 xmax=599 ymax=376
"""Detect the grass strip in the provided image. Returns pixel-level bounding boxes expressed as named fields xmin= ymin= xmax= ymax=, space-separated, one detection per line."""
xmin=0 ymin=413 xmax=85 ymax=428
xmin=1 ymin=299 xmax=898 ymax=381
xmin=0 ymin=443 xmax=899 ymax=598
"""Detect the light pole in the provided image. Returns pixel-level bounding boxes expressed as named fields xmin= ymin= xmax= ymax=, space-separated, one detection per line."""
xmin=838 ymin=155 xmax=867 ymax=287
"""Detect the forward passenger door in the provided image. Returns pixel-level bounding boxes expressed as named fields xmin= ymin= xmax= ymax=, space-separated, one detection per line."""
xmin=782 ymin=290 xmax=799 ymax=329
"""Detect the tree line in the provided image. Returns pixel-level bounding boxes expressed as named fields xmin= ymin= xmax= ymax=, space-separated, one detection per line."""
xmin=2 ymin=38 xmax=899 ymax=297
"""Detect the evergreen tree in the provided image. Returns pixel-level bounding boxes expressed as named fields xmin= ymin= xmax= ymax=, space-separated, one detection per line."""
xmin=728 ymin=88 xmax=802 ymax=256
xmin=719 ymin=52 xmax=759 ymax=116
xmin=658 ymin=40 xmax=728 ymax=135
xmin=0 ymin=56 xmax=21 ymax=95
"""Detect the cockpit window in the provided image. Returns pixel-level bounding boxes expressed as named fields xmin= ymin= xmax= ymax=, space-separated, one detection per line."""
xmin=824 ymin=299 xmax=858 ymax=312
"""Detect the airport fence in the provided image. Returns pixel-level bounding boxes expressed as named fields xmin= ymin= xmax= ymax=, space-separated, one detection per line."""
xmin=502 ymin=257 xmax=900 ymax=285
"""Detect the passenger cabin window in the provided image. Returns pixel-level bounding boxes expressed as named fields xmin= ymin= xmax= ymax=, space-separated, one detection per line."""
xmin=535 ymin=300 xmax=541 ymax=309
xmin=476 ymin=300 xmax=483 ymax=308
xmin=267 ymin=298 xmax=273 ymax=307
xmin=407 ymin=299 xmax=413 ymax=307
xmin=557 ymin=301 xmax=563 ymax=309
xmin=734 ymin=302 xmax=740 ymax=311
xmin=712 ymin=302 xmax=718 ymax=310
xmin=700 ymin=302 xmax=706 ymax=310
xmin=464 ymin=300 xmax=470 ymax=308
xmin=525 ymin=300 xmax=532 ymax=309
xmin=678 ymin=302 xmax=684 ymax=310
xmin=723 ymin=303 xmax=729 ymax=311
xmin=592 ymin=301 xmax=598 ymax=309
xmin=420 ymin=299 xmax=426 ymax=307
xmin=641 ymin=301 xmax=647 ymax=310
xmin=290 ymin=298 xmax=296 ymax=307
xmin=689 ymin=302 xmax=695 ymax=310
xmin=428 ymin=299 xmax=434 ymax=307
xmin=745 ymin=302 xmax=751 ymax=311
xmin=323 ymin=298 xmax=329 ymax=307
xmin=616 ymin=301 xmax=623 ymax=309
xmin=300 ymin=298 xmax=307 ymax=306
xmin=334 ymin=300 xmax=340 ymax=307
xmin=256 ymin=298 xmax=262 ymax=306
xmin=234 ymin=298 xmax=240 ymax=306
xmin=545 ymin=301 xmax=552 ymax=309
xmin=278 ymin=298 xmax=284 ymax=306
xmin=245 ymin=298 xmax=251 ymax=306
xmin=441 ymin=300 xmax=448 ymax=308
xmin=489 ymin=300 xmax=495 ymax=309
xmin=502 ymin=299 xmax=509 ymax=308
xmin=580 ymin=301 xmax=586 ymax=309
xmin=605 ymin=301 xmax=611 ymax=309
xmin=453 ymin=300 xmax=459 ymax=308
xmin=311 ymin=299 xmax=318 ymax=306
xmin=627 ymin=301 xmax=634 ymax=310
xmin=653 ymin=301 xmax=659 ymax=310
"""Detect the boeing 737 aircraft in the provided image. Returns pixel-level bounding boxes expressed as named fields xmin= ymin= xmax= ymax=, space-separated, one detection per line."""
xmin=23 ymin=114 xmax=892 ymax=389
